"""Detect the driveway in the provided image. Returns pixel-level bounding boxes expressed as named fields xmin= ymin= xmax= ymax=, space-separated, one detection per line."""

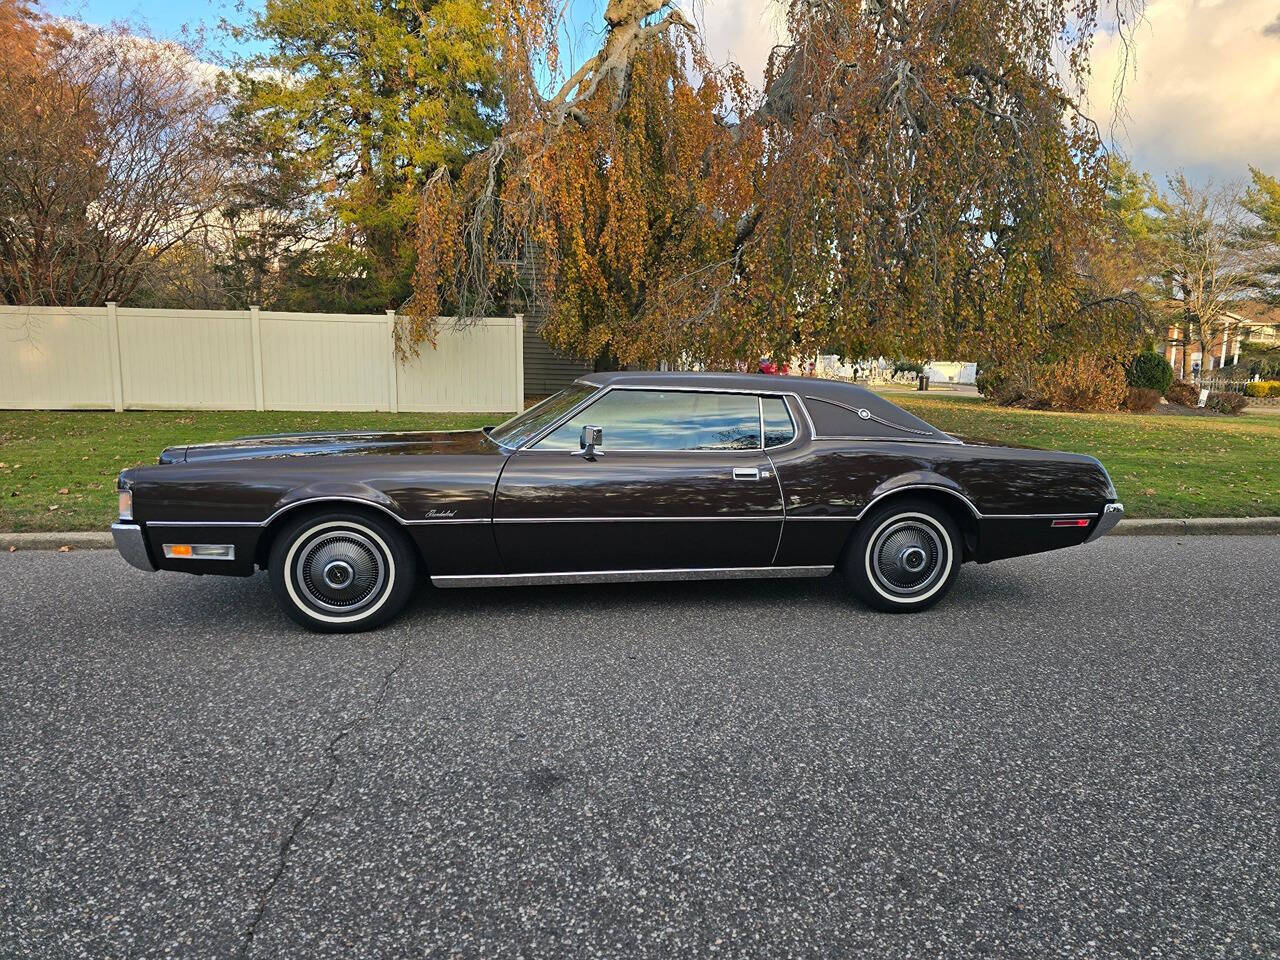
xmin=2 ymin=537 xmax=1277 ymax=959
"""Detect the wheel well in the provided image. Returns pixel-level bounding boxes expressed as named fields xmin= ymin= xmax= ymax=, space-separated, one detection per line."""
xmin=254 ymin=500 xmax=425 ymax=571
xmin=857 ymin=489 xmax=979 ymax=562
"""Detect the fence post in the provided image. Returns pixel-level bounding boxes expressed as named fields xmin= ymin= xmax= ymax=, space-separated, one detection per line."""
xmin=386 ymin=310 xmax=400 ymax=413
xmin=249 ymin=305 xmax=265 ymax=411
xmin=105 ymin=301 xmax=124 ymax=412
xmin=513 ymin=313 xmax=525 ymax=412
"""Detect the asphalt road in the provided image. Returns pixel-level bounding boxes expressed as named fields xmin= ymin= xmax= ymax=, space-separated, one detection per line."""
xmin=2 ymin=537 xmax=1277 ymax=959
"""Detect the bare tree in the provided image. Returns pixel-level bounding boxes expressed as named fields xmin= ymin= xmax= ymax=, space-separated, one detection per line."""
xmin=0 ymin=16 xmax=229 ymax=306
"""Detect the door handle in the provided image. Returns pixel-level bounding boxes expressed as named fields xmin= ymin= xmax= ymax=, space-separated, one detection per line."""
xmin=732 ymin=467 xmax=761 ymax=481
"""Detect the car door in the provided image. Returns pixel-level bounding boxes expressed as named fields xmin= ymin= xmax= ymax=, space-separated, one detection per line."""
xmin=493 ymin=388 xmax=784 ymax=573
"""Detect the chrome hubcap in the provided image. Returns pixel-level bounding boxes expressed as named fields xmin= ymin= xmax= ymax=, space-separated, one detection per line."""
xmin=871 ymin=519 xmax=945 ymax=596
xmin=295 ymin=530 xmax=387 ymax=613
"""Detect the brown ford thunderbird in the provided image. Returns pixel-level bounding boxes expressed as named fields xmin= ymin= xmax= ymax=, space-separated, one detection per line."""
xmin=112 ymin=372 xmax=1123 ymax=632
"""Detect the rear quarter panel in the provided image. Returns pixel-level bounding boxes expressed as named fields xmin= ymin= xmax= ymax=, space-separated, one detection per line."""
xmin=768 ymin=440 xmax=1115 ymax=566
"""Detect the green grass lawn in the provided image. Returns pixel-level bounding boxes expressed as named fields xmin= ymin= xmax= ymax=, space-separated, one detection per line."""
xmin=1 ymin=400 xmax=1277 ymax=532
xmin=0 ymin=410 xmax=505 ymax=533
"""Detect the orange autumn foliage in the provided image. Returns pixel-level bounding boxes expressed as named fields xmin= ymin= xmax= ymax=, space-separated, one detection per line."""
xmin=410 ymin=0 xmax=1146 ymax=371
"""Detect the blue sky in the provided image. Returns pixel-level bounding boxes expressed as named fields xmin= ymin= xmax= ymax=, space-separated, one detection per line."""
xmin=49 ymin=0 xmax=1280 ymax=185
xmin=49 ymin=0 xmax=258 ymax=57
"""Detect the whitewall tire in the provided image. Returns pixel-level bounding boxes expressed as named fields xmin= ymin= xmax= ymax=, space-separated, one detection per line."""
xmin=841 ymin=498 xmax=960 ymax=613
xmin=269 ymin=511 xmax=417 ymax=632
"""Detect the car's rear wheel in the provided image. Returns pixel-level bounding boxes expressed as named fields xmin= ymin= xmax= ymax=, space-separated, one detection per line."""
xmin=268 ymin=510 xmax=417 ymax=633
xmin=841 ymin=498 xmax=960 ymax=612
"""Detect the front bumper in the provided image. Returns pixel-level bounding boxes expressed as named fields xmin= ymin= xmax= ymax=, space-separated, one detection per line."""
xmin=1086 ymin=502 xmax=1124 ymax=542
xmin=112 ymin=522 xmax=156 ymax=572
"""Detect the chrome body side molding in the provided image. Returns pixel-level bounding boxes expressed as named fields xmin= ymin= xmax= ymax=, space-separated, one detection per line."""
xmin=145 ymin=498 xmax=494 ymax=529
xmin=491 ymin=515 xmax=781 ymax=524
xmin=855 ymin=484 xmax=981 ymax=520
xmin=146 ymin=502 xmax=1104 ymax=528
xmin=431 ymin=564 xmax=834 ymax=588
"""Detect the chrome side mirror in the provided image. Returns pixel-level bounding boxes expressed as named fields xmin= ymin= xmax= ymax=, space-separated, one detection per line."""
xmin=579 ymin=424 xmax=603 ymax=459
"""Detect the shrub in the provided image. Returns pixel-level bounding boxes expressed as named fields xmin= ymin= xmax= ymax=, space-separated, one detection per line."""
xmin=1125 ymin=351 xmax=1174 ymax=394
xmin=1123 ymin=387 xmax=1161 ymax=412
xmin=975 ymin=366 xmax=1028 ymax=405
xmin=1165 ymin=380 xmax=1201 ymax=407
xmin=894 ymin=360 xmax=925 ymax=376
xmin=1205 ymin=392 xmax=1247 ymax=415
xmin=1244 ymin=380 xmax=1280 ymax=398
xmin=1032 ymin=357 xmax=1128 ymax=412
xmin=979 ymin=358 xmax=1126 ymax=411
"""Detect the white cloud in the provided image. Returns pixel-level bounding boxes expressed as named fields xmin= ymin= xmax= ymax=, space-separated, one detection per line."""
xmin=696 ymin=0 xmax=784 ymax=83
xmin=1087 ymin=0 xmax=1280 ymax=184
xmin=693 ymin=0 xmax=1280 ymax=185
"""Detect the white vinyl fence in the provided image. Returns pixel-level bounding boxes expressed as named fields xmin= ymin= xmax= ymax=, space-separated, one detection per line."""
xmin=0 ymin=305 xmax=523 ymax=412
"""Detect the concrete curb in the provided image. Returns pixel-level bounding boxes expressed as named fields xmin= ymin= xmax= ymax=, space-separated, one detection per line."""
xmin=1110 ymin=517 xmax=1280 ymax=536
xmin=4 ymin=517 xmax=1280 ymax=552
xmin=3 ymin=531 xmax=114 ymax=551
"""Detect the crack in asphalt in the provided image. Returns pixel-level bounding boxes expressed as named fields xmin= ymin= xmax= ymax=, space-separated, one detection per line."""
xmin=237 ymin=640 xmax=411 ymax=959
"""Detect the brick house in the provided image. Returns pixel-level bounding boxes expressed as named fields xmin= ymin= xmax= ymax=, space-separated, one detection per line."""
xmin=1159 ymin=304 xmax=1280 ymax=375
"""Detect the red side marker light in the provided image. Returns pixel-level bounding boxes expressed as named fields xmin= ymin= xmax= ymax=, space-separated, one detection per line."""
xmin=1051 ymin=518 xmax=1091 ymax=527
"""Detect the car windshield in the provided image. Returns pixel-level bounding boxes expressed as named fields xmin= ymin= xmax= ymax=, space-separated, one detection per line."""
xmin=488 ymin=383 xmax=598 ymax=449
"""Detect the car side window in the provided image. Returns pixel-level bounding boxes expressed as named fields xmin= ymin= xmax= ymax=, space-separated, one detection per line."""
xmin=535 ymin=390 xmax=763 ymax=451
xmin=762 ymin=397 xmax=795 ymax=447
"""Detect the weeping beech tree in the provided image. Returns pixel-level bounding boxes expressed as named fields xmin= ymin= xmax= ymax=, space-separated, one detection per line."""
xmin=407 ymin=0 xmax=1144 ymax=368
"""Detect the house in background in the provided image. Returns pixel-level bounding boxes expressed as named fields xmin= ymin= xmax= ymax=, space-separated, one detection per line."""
xmin=522 ymin=316 xmax=591 ymax=398
xmin=1159 ymin=304 xmax=1280 ymax=375
xmin=511 ymin=250 xmax=593 ymax=399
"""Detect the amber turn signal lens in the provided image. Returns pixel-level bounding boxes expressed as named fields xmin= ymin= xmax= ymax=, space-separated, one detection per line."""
xmin=162 ymin=543 xmax=235 ymax=560
xmin=118 ymin=490 xmax=133 ymax=521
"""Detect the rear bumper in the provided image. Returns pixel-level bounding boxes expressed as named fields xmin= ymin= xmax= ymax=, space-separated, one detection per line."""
xmin=1086 ymin=502 xmax=1124 ymax=542
xmin=111 ymin=522 xmax=156 ymax=572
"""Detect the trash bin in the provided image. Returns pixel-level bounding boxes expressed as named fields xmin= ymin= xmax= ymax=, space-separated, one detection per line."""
xmin=917 ymin=374 xmax=930 ymax=391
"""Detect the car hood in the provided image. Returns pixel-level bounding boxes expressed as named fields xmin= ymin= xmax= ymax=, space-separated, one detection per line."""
xmin=162 ymin=428 xmax=502 ymax=463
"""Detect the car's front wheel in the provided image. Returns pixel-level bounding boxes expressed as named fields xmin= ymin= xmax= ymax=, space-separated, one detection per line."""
xmin=268 ymin=510 xmax=417 ymax=632
xmin=841 ymin=498 xmax=960 ymax=613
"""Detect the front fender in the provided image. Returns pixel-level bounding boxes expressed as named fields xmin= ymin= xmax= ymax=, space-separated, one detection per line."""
xmin=266 ymin=483 xmax=407 ymax=525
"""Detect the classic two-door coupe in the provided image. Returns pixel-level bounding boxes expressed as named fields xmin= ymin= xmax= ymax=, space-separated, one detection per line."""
xmin=112 ymin=372 xmax=1124 ymax=632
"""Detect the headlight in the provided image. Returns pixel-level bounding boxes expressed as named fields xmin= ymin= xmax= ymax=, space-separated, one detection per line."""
xmin=118 ymin=489 xmax=133 ymax=521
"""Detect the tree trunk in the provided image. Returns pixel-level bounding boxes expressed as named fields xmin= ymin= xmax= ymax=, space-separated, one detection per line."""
xmin=593 ymin=345 xmax=621 ymax=372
